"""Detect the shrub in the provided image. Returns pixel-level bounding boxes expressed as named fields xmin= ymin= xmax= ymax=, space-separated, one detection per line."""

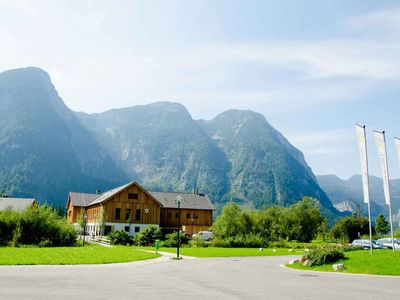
xmin=135 ymin=225 xmax=162 ymax=246
xmin=189 ymin=235 xmax=208 ymax=248
xmin=0 ymin=205 xmax=76 ymax=247
xmin=162 ymin=231 xmax=189 ymax=248
xmin=108 ymin=230 xmax=134 ymax=245
xmin=302 ymin=247 xmax=345 ymax=266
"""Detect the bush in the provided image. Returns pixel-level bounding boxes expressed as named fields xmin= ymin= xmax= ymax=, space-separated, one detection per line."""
xmin=0 ymin=205 xmax=76 ymax=247
xmin=162 ymin=231 xmax=189 ymax=248
xmin=302 ymin=247 xmax=345 ymax=266
xmin=189 ymin=236 xmax=208 ymax=248
xmin=108 ymin=230 xmax=134 ymax=245
xmin=135 ymin=225 xmax=162 ymax=246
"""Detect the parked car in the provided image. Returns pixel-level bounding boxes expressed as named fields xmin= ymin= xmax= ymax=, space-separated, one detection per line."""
xmin=192 ymin=231 xmax=213 ymax=241
xmin=377 ymin=238 xmax=400 ymax=250
xmin=351 ymin=239 xmax=387 ymax=249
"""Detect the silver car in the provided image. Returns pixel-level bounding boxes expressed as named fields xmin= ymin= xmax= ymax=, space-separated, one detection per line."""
xmin=377 ymin=238 xmax=400 ymax=250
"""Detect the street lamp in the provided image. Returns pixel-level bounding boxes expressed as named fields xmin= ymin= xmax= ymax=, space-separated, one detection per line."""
xmin=83 ymin=214 xmax=87 ymax=246
xmin=176 ymin=195 xmax=182 ymax=259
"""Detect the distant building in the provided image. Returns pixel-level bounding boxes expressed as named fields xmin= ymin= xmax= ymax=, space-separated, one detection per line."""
xmin=0 ymin=197 xmax=37 ymax=212
xmin=66 ymin=181 xmax=214 ymax=236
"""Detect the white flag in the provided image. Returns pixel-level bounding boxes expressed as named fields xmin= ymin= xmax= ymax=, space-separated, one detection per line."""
xmin=373 ymin=130 xmax=391 ymax=206
xmin=394 ymin=138 xmax=400 ymax=167
xmin=356 ymin=125 xmax=370 ymax=204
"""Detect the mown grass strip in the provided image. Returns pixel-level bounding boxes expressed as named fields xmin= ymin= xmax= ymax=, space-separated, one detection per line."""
xmin=0 ymin=245 xmax=160 ymax=265
xmin=136 ymin=247 xmax=303 ymax=257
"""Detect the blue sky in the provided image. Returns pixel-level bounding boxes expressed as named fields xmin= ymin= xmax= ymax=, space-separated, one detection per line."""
xmin=0 ymin=0 xmax=399 ymax=179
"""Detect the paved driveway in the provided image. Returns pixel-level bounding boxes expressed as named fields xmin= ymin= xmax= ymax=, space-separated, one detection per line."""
xmin=0 ymin=254 xmax=399 ymax=300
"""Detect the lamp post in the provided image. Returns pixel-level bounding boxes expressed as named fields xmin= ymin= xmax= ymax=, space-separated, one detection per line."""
xmin=83 ymin=214 xmax=87 ymax=246
xmin=176 ymin=195 xmax=182 ymax=259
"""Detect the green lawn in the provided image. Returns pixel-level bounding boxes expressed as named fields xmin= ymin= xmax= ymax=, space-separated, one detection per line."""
xmin=0 ymin=245 xmax=160 ymax=265
xmin=287 ymin=250 xmax=400 ymax=276
xmin=137 ymin=247 xmax=303 ymax=257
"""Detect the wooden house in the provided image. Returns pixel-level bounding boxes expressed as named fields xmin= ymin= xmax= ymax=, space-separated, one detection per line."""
xmin=66 ymin=181 xmax=214 ymax=236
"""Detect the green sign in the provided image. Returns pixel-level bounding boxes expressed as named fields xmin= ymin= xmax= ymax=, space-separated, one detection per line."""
xmin=155 ymin=239 xmax=161 ymax=251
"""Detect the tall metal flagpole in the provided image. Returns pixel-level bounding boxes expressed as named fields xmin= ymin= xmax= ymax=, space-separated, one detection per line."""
xmin=356 ymin=124 xmax=373 ymax=254
xmin=373 ymin=130 xmax=395 ymax=251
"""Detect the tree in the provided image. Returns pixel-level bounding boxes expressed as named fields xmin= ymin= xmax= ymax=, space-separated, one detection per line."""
xmin=375 ymin=214 xmax=389 ymax=237
xmin=211 ymin=202 xmax=243 ymax=239
xmin=281 ymin=197 xmax=326 ymax=242
xmin=331 ymin=213 xmax=371 ymax=243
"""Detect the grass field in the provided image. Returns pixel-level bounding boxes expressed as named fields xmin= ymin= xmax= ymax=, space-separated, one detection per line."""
xmin=286 ymin=250 xmax=400 ymax=276
xmin=0 ymin=245 xmax=160 ymax=265
xmin=137 ymin=247 xmax=304 ymax=257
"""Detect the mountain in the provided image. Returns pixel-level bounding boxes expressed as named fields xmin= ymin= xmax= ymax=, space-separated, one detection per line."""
xmin=76 ymin=102 xmax=230 ymax=202
xmin=0 ymin=67 xmax=125 ymax=207
xmin=198 ymin=110 xmax=333 ymax=212
xmin=77 ymin=103 xmax=338 ymax=219
xmin=0 ymin=67 xmax=339 ymax=219
xmin=317 ymin=175 xmax=400 ymax=221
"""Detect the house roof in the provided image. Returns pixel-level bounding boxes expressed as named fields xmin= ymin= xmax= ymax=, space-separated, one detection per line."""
xmin=0 ymin=197 xmax=36 ymax=212
xmin=68 ymin=181 xmax=214 ymax=211
xmin=69 ymin=192 xmax=101 ymax=207
xmin=148 ymin=191 xmax=214 ymax=210
xmin=88 ymin=182 xmax=132 ymax=205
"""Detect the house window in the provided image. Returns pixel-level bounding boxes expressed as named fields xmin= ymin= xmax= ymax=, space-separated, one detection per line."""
xmin=115 ymin=208 xmax=121 ymax=220
xmin=135 ymin=209 xmax=141 ymax=221
xmin=135 ymin=226 xmax=140 ymax=233
xmin=128 ymin=193 xmax=139 ymax=200
xmin=125 ymin=226 xmax=130 ymax=232
xmin=186 ymin=213 xmax=190 ymax=219
xmin=126 ymin=209 xmax=131 ymax=221
xmin=167 ymin=212 xmax=172 ymax=218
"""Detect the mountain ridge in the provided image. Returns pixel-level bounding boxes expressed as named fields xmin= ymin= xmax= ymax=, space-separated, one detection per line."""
xmin=0 ymin=67 xmax=339 ymax=219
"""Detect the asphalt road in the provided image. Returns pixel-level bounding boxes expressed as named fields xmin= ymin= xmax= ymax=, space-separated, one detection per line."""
xmin=0 ymin=253 xmax=399 ymax=300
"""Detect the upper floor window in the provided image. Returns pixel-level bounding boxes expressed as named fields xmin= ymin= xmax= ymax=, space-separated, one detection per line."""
xmin=186 ymin=213 xmax=190 ymax=219
xmin=115 ymin=208 xmax=121 ymax=220
xmin=128 ymin=193 xmax=139 ymax=200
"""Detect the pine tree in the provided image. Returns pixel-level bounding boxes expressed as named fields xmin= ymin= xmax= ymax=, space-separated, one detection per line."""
xmin=375 ymin=214 xmax=389 ymax=237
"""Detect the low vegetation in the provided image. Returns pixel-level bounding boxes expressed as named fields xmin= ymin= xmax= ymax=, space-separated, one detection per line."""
xmin=302 ymin=247 xmax=345 ymax=266
xmin=211 ymin=197 xmax=326 ymax=248
xmin=0 ymin=245 xmax=160 ymax=265
xmin=0 ymin=205 xmax=76 ymax=247
xmin=288 ymin=250 xmax=400 ymax=276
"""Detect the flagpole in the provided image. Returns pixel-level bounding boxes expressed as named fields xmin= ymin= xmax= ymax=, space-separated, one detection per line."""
xmin=382 ymin=132 xmax=395 ymax=251
xmin=362 ymin=126 xmax=373 ymax=255
xmin=373 ymin=130 xmax=395 ymax=251
xmin=356 ymin=124 xmax=373 ymax=254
